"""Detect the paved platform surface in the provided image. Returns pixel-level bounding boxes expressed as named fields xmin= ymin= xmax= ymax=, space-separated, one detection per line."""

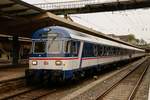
xmin=0 ymin=66 xmax=27 ymax=82
xmin=0 ymin=60 xmax=11 ymax=67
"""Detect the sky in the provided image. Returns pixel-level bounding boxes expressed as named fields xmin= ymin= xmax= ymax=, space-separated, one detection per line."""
xmin=23 ymin=0 xmax=150 ymax=43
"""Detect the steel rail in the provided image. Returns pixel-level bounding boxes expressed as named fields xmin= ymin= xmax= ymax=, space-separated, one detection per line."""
xmin=96 ymin=58 xmax=148 ymax=100
xmin=1 ymin=87 xmax=41 ymax=100
xmin=0 ymin=76 xmax=25 ymax=84
xmin=33 ymin=89 xmax=57 ymax=100
xmin=1 ymin=85 xmax=57 ymax=100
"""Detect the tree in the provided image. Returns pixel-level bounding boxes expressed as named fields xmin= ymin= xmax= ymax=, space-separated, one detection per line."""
xmin=135 ymin=39 xmax=140 ymax=45
xmin=128 ymin=34 xmax=136 ymax=42
xmin=140 ymin=39 xmax=147 ymax=45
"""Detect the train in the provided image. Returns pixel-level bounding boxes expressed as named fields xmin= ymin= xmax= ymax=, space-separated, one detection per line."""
xmin=25 ymin=26 xmax=145 ymax=83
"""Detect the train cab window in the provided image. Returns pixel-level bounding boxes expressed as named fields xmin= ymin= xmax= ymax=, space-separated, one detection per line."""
xmin=48 ymin=39 xmax=62 ymax=53
xmin=34 ymin=42 xmax=46 ymax=53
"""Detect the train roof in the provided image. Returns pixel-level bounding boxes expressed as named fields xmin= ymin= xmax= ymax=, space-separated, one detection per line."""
xmin=32 ymin=26 xmax=144 ymax=52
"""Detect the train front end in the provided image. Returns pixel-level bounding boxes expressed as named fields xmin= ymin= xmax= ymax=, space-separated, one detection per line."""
xmin=25 ymin=27 xmax=80 ymax=84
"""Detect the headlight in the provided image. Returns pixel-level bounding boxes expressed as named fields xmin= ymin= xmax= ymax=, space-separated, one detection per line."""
xmin=32 ymin=61 xmax=37 ymax=65
xmin=55 ymin=60 xmax=62 ymax=66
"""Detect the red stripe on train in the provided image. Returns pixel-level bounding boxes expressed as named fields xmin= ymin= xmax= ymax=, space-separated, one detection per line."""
xmin=30 ymin=58 xmax=79 ymax=60
xmin=30 ymin=56 xmax=115 ymax=60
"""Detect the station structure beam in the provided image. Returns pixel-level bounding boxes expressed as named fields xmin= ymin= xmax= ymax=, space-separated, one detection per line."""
xmin=35 ymin=0 xmax=150 ymax=15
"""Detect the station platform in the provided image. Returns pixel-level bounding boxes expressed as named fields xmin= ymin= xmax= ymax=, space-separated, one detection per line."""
xmin=0 ymin=65 xmax=27 ymax=82
xmin=0 ymin=60 xmax=11 ymax=67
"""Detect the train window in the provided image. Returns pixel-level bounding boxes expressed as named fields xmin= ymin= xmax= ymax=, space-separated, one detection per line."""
xmin=71 ymin=41 xmax=77 ymax=54
xmin=109 ymin=46 xmax=112 ymax=56
xmin=104 ymin=46 xmax=109 ymax=56
xmin=113 ymin=47 xmax=115 ymax=55
xmin=63 ymin=40 xmax=71 ymax=53
xmin=82 ymin=42 xmax=94 ymax=57
xmin=103 ymin=46 xmax=106 ymax=56
xmin=94 ymin=45 xmax=98 ymax=57
xmin=107 ymin=46 xmax=110 ymax=56
xmin=120 ymin=48 xmax=122 ymax=55
xmin=116 ymin=48 xmax=119 ymax=55
xmin=48 ymin=39 xmax=62 ymax=53
xmin=112 ymin=47 xmax=115 ymax=56
xmin=123 ymin=49 xmax=125 ymax=55
xmin=71 ymin=41 xmax=80 ymax=56
xmin=117 ymin=48 xmax=119 ymax=55
xmin=121 ymin=49 xmax=123 ymax=55
xmin=115 ymin=47 xmax=118 ymax=55
xmin=63 ymin=40 xmax=80 ymax=57
xmin=34 ymin=42 xmax=46 ymax=53
xmin=98 ymin=45 xmax=103 ymax=56
xmin=122 ymin=49 xmax=124 ymax=55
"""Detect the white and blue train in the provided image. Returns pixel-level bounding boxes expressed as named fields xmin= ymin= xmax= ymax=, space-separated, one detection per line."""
xmin=25 ymin=26 xmax=145 ymax=83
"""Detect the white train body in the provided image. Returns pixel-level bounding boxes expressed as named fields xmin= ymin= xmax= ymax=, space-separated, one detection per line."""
xmin=26 ymin=26 xmax=145 ymax=81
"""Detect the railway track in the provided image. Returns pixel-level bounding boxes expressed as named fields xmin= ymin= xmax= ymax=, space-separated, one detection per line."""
xmin=0 ymin=77 xmax=57 ymax=100
xmin=2 ymin=87 xmax=56 ymax=100
xmin=96 ymin=57 xmax=150 ymax=100
xmin=56 ymin=57 xmax=148 ymax=100
xmin=0 ymin=57 xmax=148 ymax=100
xmin=0 ymin=76 xmax=25 ymax=94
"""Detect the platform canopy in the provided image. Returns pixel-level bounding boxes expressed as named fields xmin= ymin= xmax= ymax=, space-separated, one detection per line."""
xmin=35 ymin=0 xmax=150 ymax=15
xmin=0 ymin=0 xmax=143 ymax=49
xmin=0 ymin=0 xmax=46 ymax=37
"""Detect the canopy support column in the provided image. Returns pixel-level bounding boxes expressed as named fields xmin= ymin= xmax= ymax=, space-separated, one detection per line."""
xmin=12 ymin=34 xmax=20 ymax=65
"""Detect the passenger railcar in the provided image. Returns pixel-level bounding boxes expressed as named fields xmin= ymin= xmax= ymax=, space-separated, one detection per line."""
xmin=25 ymin=26 xmax=145 ymax=83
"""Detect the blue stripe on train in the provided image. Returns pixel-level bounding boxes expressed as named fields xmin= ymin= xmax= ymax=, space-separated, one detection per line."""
xmin=31 ymin=53 xmax=47 ymax=57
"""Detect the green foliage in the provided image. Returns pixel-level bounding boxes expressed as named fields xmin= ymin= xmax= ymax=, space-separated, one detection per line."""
xmin=128 ymin=34 xmax=136 ymax=42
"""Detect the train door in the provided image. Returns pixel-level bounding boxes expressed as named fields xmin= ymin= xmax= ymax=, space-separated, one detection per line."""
xmin=66 ymin=40 xmax=83 ymax=70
